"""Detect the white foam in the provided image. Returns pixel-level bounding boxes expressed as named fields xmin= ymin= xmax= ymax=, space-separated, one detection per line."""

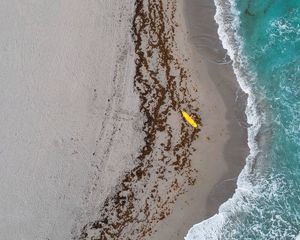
xmin=185 ymin=0 xmax=263 ymax=238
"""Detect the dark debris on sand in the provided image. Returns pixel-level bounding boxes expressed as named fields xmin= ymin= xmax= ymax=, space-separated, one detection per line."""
xmin=78 ymin=1 xmax=202 ymax=239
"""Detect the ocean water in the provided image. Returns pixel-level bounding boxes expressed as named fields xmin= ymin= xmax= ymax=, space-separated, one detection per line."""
xmin=186 ymin=0 xmax=300 ymax=239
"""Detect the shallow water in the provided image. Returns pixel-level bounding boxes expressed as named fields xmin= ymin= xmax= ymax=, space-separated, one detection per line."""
xmin=186 ymin=0 xmax=300 ymax=239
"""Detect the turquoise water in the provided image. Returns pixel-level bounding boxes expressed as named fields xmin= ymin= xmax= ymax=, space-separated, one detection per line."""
xmin=230 ymin=1 xmax=300 ymax=238
xmin=186 ymin=0 xmax=300 ymax=239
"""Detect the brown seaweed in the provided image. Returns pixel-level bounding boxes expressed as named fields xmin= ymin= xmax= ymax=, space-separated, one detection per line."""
xmin=77 ymin=1 xmax=201 ymax=239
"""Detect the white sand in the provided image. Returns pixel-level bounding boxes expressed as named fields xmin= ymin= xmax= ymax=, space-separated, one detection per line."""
xmin=0 ymin=1 xmax=141 ymax=239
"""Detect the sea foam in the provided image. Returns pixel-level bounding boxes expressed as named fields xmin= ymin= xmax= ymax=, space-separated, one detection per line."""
xmin=185 ymin=0 xmax=263 ymax=238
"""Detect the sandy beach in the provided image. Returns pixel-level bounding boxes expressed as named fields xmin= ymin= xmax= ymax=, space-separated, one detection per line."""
xmin=0 ymin=0 xmax=247 ymax=239
xmin=0 ymin=1 xmax=140 ymax=239
xmin=148 ymin=0 xmax=248 ymax=239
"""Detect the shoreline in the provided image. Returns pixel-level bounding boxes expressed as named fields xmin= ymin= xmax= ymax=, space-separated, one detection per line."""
xmin=184 ymin=0 xmax=249 ymax=218
xmin=149 ymin=0 xmax=248 ymax=239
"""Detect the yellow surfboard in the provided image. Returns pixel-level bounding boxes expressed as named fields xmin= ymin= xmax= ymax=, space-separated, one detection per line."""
xmin=181 ymin=111 xmax=197 ymax=128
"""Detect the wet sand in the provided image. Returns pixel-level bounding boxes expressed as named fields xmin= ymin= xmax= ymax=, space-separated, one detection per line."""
xmin=149 ymin=0 xmax=248 ymax=239
xmin=184 ymin=0 xmax=249 ymax=218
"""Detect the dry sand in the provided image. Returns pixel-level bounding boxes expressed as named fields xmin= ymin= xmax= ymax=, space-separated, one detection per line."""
xmin=0 ymin=0 xmax=248 ymax=239
xmin=0 ymin=1 xmax=141 ymax=239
